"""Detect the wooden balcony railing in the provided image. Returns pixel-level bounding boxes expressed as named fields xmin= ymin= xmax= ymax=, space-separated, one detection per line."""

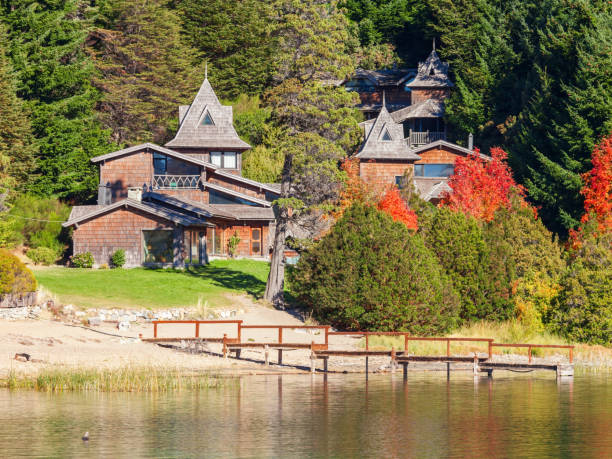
xmin=409 ymin=131 xmax=446 ymax=146
xmin=153 ymin=175 xmax=200 ymax=189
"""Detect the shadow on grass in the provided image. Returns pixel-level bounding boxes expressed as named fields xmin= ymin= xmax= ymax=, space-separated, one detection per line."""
xmin=145 ymin=265 xmax=267 ymax=299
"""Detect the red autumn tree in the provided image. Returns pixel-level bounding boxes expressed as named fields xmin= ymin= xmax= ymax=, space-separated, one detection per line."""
xmin=580 ymin=134 xmax=612 ymax=233
xmin=441 ymin=147 xmax=526 ymax=221
xmin=378 ymin=187 xmax=418 ymax=231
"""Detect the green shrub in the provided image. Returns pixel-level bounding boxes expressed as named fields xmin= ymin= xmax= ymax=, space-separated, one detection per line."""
xmin=420 ymin=207 xmax=514 ymax=322
xmin=551 ymin=225 xmax=612 ymax=345
xmin=26 ymin=247 xmax=57 ymax=265
xmin=71 ymin=252 xmax=94 ymax=268
xmin=0 ymin=249 xmax=37 ymax=294
xmin=290 ymin=203 xmax=459 ymax=334
xmin=110 ymin=249 xmax=126 ymax=268
xmin=227 ymin=232 xmax=241 ymax=258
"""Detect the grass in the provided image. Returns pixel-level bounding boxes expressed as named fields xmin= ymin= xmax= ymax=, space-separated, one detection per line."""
xmin=359 ymin=321 xmax=612 ymax=366
xmin=2 ymin=366 xmax=236 ymax=392
xmin=33 ymin=260 xmax=271 ymax=309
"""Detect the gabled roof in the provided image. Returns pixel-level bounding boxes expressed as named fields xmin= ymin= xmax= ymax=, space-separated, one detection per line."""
xmin=406 ymin=50 xmax=454 ymax=89
xmin=63 ymin=199 xmax=211 ymax=228
xmin=410 ymin=140 xmax=491 ymax=160
xmin=204 ymin=182 xmax=272 ymax=207
xmin=214 ymin=170 xmax=281 ymax=195
xmin=208 ymin=204 xmax=275 ymax=220
xmin=391 ymin=99 xmax=445 ymax=122
xmin=348 ymin=68 xmax=417 ymax=87
xmin=165 ymin=78 xmax=250 ymax=150
xmin=355 ymin=106 xmax=421 ymax=161
xmin=143 ymin=192 xmax=235 ymax=219
xmin=90 ymin=143 xmax=217 ymax=169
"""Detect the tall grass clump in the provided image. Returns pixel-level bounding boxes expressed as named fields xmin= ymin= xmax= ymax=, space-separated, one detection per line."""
xmin=2 ymin=366 xmax=235 ymax=392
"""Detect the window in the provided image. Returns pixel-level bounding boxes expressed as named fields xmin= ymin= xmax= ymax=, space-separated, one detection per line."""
xmin=414 ymin=164 xmax=454 ymax=177
xmin=395 ymin=176 xmax=404 ymax=188
xmin=208 ymin=189 xmax=257 ymax=206
xmin=185 ymin=230 xmax=201 ymax=264
xmin=381 ymin=129 xmax=392 ymax=141
xmin=201 ymin=111 xmax=214 ymax=126
xmin=207 ymin=226 xmax=225 ymax=255
xmin=153 ymin=153 xmax=167 ymax=175
xmin=345 ymin=78 xmax=376 ymax=93
xmin=251 ymin=228 xmax=262 ymax=256
xmin=210 ymin=151 xmax=237 ymax=169
xmin=143 ymin=230 xmax=173 ymax=264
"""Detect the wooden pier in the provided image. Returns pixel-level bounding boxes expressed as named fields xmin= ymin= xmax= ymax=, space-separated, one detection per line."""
xmin=142 ymin=320 xmax=574 ymax=378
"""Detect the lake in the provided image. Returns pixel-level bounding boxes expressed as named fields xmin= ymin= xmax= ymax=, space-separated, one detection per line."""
xmin=1 ymin=373 xmax=610 ymax=458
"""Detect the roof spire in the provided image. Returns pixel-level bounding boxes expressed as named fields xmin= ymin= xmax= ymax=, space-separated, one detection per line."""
xmin=433 ymin=37 xmax=436 ymax=51
xmin=382 ymin=90 xmax=386 ymax=108
xmin=205 ymin=62 xmax=208 ymax=80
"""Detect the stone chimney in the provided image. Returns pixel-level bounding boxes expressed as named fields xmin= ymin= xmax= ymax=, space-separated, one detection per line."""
xmin=468 ymin=133 xmax=474 ymax=151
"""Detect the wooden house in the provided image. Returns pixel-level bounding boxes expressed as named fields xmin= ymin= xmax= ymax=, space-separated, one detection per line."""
xmin=63 ymin=77 xmax=279 ymax=267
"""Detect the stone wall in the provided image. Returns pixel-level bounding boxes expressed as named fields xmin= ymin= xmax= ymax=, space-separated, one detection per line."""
xmin=0 ymin=292 xmax=38 ymax=308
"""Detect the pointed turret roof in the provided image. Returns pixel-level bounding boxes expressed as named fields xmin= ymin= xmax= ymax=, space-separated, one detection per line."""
xmin=406 ymin=49 xmax=454 ymax=89
xmin=355 ymin=107 xmax=421 ymax=160
xmin=165 ymin=77 xmax=250 ymax=150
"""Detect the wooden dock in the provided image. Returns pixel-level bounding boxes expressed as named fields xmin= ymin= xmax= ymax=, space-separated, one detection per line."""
xmin=142 ymin=320 xmax=575 ymax=378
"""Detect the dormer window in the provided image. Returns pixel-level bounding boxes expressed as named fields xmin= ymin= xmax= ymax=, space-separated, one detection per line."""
xmin=210 ymin=151 xmax=237 ymax=169
xmin=381 ymin=129 xmax=392 ymax=141
xmin=429 ymin=68 xmax=435 ymax=76
xmin=201 ymin=111 xmax=214 ymax=126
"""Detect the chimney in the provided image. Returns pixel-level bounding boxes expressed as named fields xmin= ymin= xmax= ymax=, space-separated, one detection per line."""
xmin=468 ymin=133 xmax=474 ymax=151
xmin=98 ymin=184 xmax=111 ymax=206
xmin=127 ymin=187 xmax=142 ymax=202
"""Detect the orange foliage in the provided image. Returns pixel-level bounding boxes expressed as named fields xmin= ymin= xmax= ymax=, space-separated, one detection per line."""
xmin=377 ymin=187 xmax=418 ymax=230
xmin=441 ymin=147 xmax=526 ymax=221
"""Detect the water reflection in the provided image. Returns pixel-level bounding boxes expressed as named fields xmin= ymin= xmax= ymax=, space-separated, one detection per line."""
xmin=0 ymin=374 xmax=610 ymax=458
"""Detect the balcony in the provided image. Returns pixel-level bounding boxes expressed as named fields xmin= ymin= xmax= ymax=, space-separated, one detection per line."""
xmin=153 ymin=175 xmax=200 ymax=190
xmin=409 ymin=131 xmax=446 ymax=146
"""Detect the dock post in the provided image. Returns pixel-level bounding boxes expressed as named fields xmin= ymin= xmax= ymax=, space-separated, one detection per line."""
xmin=222 ymin=334 xmax=228 ymax=359
xmin=365 ymin=356 xmax=369 ymax=379
xmin=310 ymin=341 xmax=316 ymax=374
xmin=323 ymin=357 xmax=328 ymax=373
xmin=153 ymin=322 xmax=158 ymax=338
xmin=264 ymin=344 xmax=269 ymax=366
xmin=446 ymin=362 xmax=450 ymax=379
xmin=473 ymin=354 xmax=479 ymax=375
xmin=391 ymin=347 xmax=396 ymax=374
xmin=278 ymin=349 xmax=283 ymax=366
xmin=403 ymin=362 xmax=408 ymax=381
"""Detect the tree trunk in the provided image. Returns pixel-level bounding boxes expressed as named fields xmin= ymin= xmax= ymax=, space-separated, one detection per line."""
xmin=264 ymin=152 xmax=293 ymax=305
xmin=264 ymin=208 xmax=288 ymax=305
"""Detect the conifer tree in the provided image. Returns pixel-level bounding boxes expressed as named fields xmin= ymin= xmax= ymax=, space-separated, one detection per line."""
xmin=0 ymin=24 xmax=36 ymax=190
xmin=92 ymin=0 xmax=202 ymax=145
xmin=2 ymin=0 xmax=113 ymax=200
xmin=174 ymin=0 xmax=276 ymax=98
xmin=263 ymin=0 xmax=362 ymax=304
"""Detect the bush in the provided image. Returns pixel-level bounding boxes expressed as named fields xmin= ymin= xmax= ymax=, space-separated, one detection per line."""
xmin=420 ymin=207 xmax=514 ymax=322
xmin=0 ymin=249 xmax=37 ymax=294
xmin=110 ymin=249 xmax=126 ymax=268
xmin=227 ymin=232 xmax=240 ymax=258
xmin=551 ymin=225 xmax=612 ymax=345
xmin=71 ymin=252 xmax=94 ymax=268
xmin=290 ymin=203 xmax=459 ymax=334
xmin=26 ymin=247 xmax=57 ymax=265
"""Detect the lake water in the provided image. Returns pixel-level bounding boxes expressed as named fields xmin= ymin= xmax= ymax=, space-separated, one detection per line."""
xmin=1 ymin=373 xmax=610 ymax=458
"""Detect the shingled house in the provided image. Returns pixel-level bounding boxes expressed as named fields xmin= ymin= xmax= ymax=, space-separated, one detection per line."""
xmin=355 ymin=49 xmax=488 ymax=201
xmin=63 ymin=77 xmax=280 ymax=267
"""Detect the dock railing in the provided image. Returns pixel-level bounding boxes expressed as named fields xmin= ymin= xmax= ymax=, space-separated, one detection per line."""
xmin=491 ymin=343 xmax=574 ymax=364
xmin=152 ymin=320 xmax=243 ymax=342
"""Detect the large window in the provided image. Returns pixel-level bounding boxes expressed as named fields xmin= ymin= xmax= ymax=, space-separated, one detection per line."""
xmin=344 ymin=78 xmax=376 ymax=93
xmin=153 ymin=153 xmax=167 ymax=175
xmin=143 ymin=230 xmax=174 ymax=264
xmin=414 ymin=164 xmax=454 ymax=178
xmin=210 ymin=151 xmax=237 ymax=169
xmin=207 ymin=227 xmax=225 ymax=255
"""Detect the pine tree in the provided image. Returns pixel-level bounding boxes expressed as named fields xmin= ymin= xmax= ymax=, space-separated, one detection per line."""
xmin=92 ymin=0 xmax=202 ymax=145
xmin=0 ymin=23 xmax=36 ymax=190
xmin=174 ymin=0 xmax=276 ymax=98
xmin=2 ymin=0 xmax=113 ymax=201
xmin=263 ymin=0 xmax=362 ymax=304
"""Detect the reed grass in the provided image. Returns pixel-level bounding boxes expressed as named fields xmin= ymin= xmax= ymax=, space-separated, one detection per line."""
xmin=2 ymin=366 xmax=236 ymax=392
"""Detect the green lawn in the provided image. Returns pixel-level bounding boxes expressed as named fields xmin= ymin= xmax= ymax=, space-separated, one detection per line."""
xmin=34 ymin=260 xmax=271 ymax=309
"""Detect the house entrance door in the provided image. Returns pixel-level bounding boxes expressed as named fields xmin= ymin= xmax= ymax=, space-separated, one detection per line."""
xmin=251 ymin=227 xmax=262 ymax=256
